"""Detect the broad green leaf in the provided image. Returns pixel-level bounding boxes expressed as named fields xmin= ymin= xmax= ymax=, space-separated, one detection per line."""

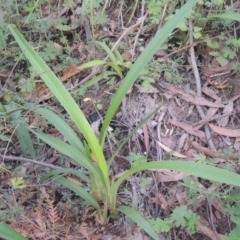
xmin=41 ymin=168 xmax=90 ymax=184
xmin=78 ymin=59 xmax=106 ymax=70
xmin=33 ymin=107 xmax=85 ymax=154
xmin=111 ymin=160 xmax=240 ymax=211
xmin=29 ymin=129 xmax=104 ymax=182
xmin=100 ymin=0 xmax=199 ymax=146
xmin=118 ymin=206 xmax=159 ymax=240
xmin=9 ymin=26 xmax=109 ymax=186
xmin=0 ymin=223 xmax=28 ymax=240
xmin=55 ymin=177 xmax=100 ymax=209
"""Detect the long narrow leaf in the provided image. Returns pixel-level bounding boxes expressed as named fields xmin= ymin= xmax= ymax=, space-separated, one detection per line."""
xmin=76 ymin=71 xmax=117 ymax=92
xmin=29 ymin=129 xmax=103 ymax=182
xmin=118 ymin=206 xmax=159 ymax=240
xmin=9 ymin=25 xmax=109 ymax=185
xmin=6 ymin=102 xmax=35 ymax=158
xmin=55 ymin=177 xmax=100 ymax=209
xmin=41 ymin=168 xmax=90 ymax=184
xmin=100 ymin=0 xmax=198 ymax=146
xmin=111 ymin=160 xmax=240 ymax=210
xmin=33 ymin=107 xmax=85 ymax=153
xmin=207 ymin=13 xmax=240 ymax=21
xmin=0 ymin=223 xmax=28 ymax=240
xmin=91 ymin=41 xmax=117 ymax=62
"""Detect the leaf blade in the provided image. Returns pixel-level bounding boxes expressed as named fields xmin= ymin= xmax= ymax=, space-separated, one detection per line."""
xmin=118 ymin=206 xmax=159 ymax=240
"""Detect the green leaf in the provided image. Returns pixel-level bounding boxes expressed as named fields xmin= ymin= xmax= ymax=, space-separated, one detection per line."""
xmin=216 ymin=55 xmax=229 ymax=66
xmin=222 ymin=46 xmax=236 ymax=59
xmin=127 ymin=152 xmax=147 ymax=167
xmin=118 ymin=206 xmax=159 ymax=240
xmin=78 ymin=59 xmax=106 ymax=70
xmin=33 ymin=107 xmax=85 ymax=154
xmin=6 ymin=102 xmax=35 ymax=158
xmin=139 ymin=177 xmax=152 ymax=188
xmin=41 ymin=168 xmax=90 ymax=184
xmin=147 ymin=218 xmax=173 ymax=233
xmin=112 ymin=160 xmax=240 ymax=211
xmin=0 ymin=223 xmax=28 ymax=240
xmin=29 ymin=129 xmax=104 ymax=182
xmin=177 ymin=21 xmax=188 ymax=31
xmin=55 ymin=177 xmax=100 ymax=209
xmin=11 ymin=177 xmax=26 ymax=189
xmin=99 ymin=0 xmax=199 ymax=146
xmin=170 ymin=206 xmax=192 ymax=227
xmin=186 ymin=213 xmax=200 ymax=234
xmin=208 ymin=13 xmax=240 ymax=22
xmin=9 ymin=25 xmax=109 ymax=187
xmin=91 ymin=41 xmax=117 ymax=63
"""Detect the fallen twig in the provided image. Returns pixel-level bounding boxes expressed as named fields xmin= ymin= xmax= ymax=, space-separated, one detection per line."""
xmin=188 ymin=19 xmax=216 ymax=151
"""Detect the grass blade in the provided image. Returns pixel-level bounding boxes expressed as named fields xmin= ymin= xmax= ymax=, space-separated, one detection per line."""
xmin=99 ymin=0 xmax=198 ymax=146
xmin=30 ymin=129 xmax=103 ymax=181
xmin=111 ymin=160 xmax=240 ymax=210
xmin=118 ymin=206 xmax=159 ymax=240
xmin=0 ymin=223 xmax=28 ymax=240
xmin=9 ymin=25 xmax=109 ymax=183
xmin=78 ymin=59 xmax=106 ymax=70
xmin=91 ymin=41 xmax=117 ymax=62
xmin=33 ymin=107 xmax=85 ymax=153
xmin=55 ymin=177 xmax=100 ymax=209
xmin=6 ymin=102 xmax=35 ymax=158
xmin=208 ymin=13 xmax=240 ymax=21
xmin=41 ymin=168 xmax=90 ymax=184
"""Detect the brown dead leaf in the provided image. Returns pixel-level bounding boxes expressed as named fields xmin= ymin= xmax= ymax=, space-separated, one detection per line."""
xmin=168 ymin=85 xmax=224 ymax=108
xmin=206 ymin=77 xmax=230 ymax=89
xmin=189 ymin=139 xmax=239 ymax=160
xmin=169 ymin=119 xmax=207 ymax=143
xmin=217 ymin=102 xmax=233 ymax=127
xmin=157 ymin=141 xmax=186 ymax=158
xmin=209 ymin=123 xmax=240 ymax=137
xmin=200 ymin=63 xmax=232 ymax=77
xmin=194 ymin=98 xmax=221 ymax=130
xmin=201 ymin=86 xmax=219 ymax=100
xmin=66 ymin=176 xmax=83 ymax=186
xmin=199 ymin=218 xmax=220 ymax=240
xmin=22 ymin=65 xmax=83 ymax=101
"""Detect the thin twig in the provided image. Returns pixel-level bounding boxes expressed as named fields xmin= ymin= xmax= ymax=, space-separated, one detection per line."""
xmin=188 ymin=19 xmax=216 ymax=151
xmin=0 ymin=155 xmax=61 ymax=169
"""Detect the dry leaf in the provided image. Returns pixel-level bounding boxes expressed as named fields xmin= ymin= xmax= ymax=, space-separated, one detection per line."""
xmin=200 ymin=63 xmax=232 ymax=76
xmin=168 ymin=85 xmax=224 ymax=108
xmin=169 ymin=119 xmax=207 ymax=143
xmin=157 ymin=141 xmax=186 ymax=158
xmin=201 ymin=86 xmax=219 ymax=100
xmin=66 ymin=176 xmax=83 ymax=186
xmin=217 ymin=102 xmax=233 ymax=127
xmin=209 ymin=123 xmax=240 ymax=137
xmin=189 ymin=139 xmax=239 ymax=160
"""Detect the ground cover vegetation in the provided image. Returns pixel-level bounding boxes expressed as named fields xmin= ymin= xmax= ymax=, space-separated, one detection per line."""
xmin=1 ymin=0 xmax=240 ymax=239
